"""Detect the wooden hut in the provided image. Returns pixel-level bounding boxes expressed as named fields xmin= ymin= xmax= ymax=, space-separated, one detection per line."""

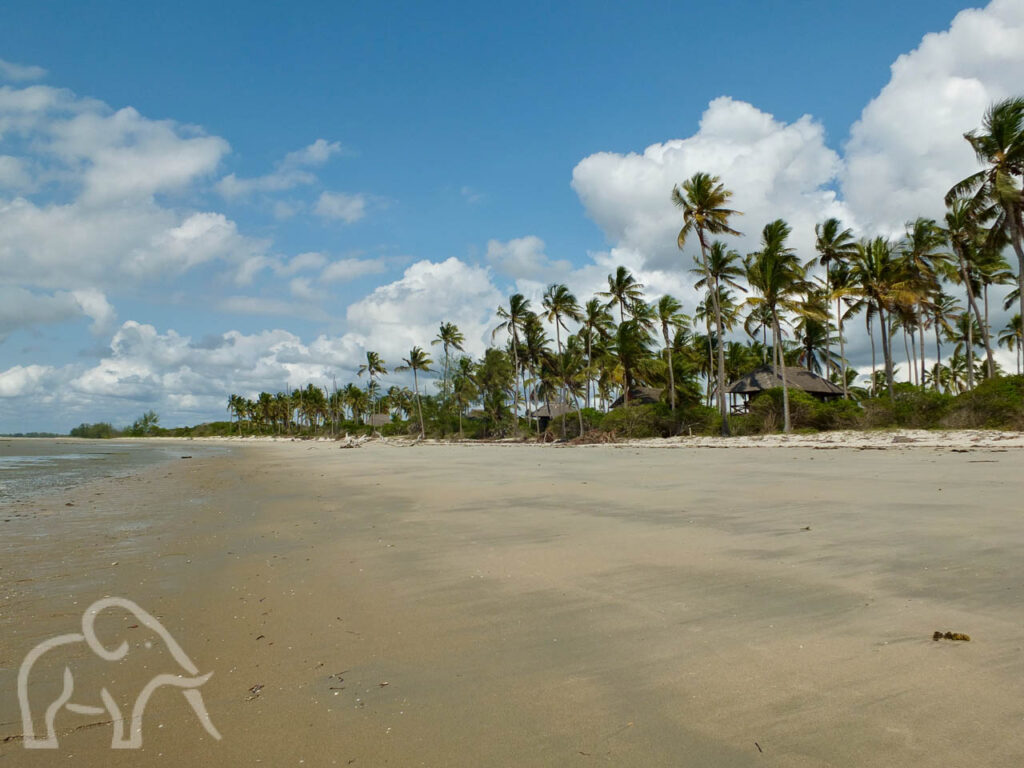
xmin=726 ymin=365 xmax=843 ymax=411
xmin=528 ymin=401 xmax=577 ymax=432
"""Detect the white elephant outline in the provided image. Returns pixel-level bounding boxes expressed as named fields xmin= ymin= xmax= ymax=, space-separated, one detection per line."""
xmin=17 ymin=597 xmax=221 ymax=749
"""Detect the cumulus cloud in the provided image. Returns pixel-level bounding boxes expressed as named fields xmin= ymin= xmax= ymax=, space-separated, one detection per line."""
xmin=344 ymin=257 xmax=503 ymax=362
xmin=0 ymin=58 xmax=47 ymax=83
xmin=572 ymin=97 xmax=846 ymax=278
xmin=486 ymin=235 xmax=572 ymax=282
xmin=320 ymin=257 xmax=386 ymax=283
xmin=0 ymin=364 xmax=54 ymax=397
xmin=314 ymin=191 xmax=366 ymax=223
xmin=841 ymin=0 xmax=1024 ymax=232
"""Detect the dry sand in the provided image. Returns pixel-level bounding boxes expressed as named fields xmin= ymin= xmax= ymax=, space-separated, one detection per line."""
xmin=2 ymin=437 xmax=1023 ymax=766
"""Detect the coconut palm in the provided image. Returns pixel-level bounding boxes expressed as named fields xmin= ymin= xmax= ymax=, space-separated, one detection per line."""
xmin=431 ymin=322 xmax=465 ymax=403
xmin=580 ymin=298 xmax=614 ymax=408
xmin=673 ymin=172 xmax=742 ymax=435
xmin=493 ymin=293 xmax=532 ymax=433
xmin=943 ymin=199 xmax=997 ymax=383
xmin=451 ymin=356 xmax=478 ymax=438
xmin=815 ymin=217 xmax=857 ymax=385
xmin=395 ymin=346 xmax=434 ymax=438
xmin=357 ymin=351 xmax=387 ymax=412
xmin=655 ymin=295 xmax=687 ymax=413
xmin=999 ymin=314 xmax=1023 ymax=375
xmin=745 ymin=219 xmax=817 ymax=432
xmin=598 ymin=266 xmax=645 ymax=323
xmin=948 ymin=97 xmax=1024 ymax=347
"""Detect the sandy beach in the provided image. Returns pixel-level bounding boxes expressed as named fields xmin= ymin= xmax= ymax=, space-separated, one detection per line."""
xmin=2 ymin=437 xmax=1023 ymax=766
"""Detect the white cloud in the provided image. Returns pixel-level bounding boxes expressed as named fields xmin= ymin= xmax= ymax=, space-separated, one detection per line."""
xmin=841 ymin=0 xmax=1024 ymax=233
xmin=218 ymin=295 xmax=329 ymax=321
xmin=0 ymin=364 xmax=54 ymax=397
xmin=344 ymin=257 xmax=502 ymax=362
xmin=486 ymin=236 xmax=572 ymax=282
xmin=572 ymin=96 xmax=846 ymax=281
xmin=216 ymin=138 xmax=341 ymax=199
xmin=314 ymin=191 xmax=366 ymax=223
xmin=0 ymin=58 xmax=47 ymax=83
xmin=0 ymin=155 xmax=31 ymax=189
xmin=320 ymin=257 xmax=385 ymax=283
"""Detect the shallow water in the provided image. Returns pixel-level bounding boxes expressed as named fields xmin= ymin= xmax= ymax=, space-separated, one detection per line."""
xmin=0 ymin=439 xmax=222 ymax=502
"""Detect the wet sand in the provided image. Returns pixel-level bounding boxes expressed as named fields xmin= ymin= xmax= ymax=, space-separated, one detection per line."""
xmin=2 ymin=439 xmax=1023 ymax=766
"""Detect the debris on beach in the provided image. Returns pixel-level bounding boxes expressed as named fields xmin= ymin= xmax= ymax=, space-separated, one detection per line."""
xmin=246 ymin=683 xmax=265 ymax=701
xmin=932 ymin=630 xmax=971 ymax=641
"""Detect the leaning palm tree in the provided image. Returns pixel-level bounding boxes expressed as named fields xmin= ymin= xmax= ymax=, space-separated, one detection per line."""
xmin=947 ymin=97 xmax=1024 ymax=349
xmin=745 ymin=219 xmax=817 ymax=432
xmin=431 ymin=322 xmax=465 ymax=404
xmin=395 ymin=346 xmax=434 ymax=439
xmin=655 ymin=295 xmax=687 ymax=413
xmin=673 ymin=172 xmax=742 ymax=435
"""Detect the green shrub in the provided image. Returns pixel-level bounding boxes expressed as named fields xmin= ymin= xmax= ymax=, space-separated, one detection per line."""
xmin=601 ymin=403 xmax=674 ymax=438
xmin=945 ymin=375 xmax=1024 ymax=428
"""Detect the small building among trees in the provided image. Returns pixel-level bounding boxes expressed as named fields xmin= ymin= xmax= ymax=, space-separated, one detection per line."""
xmin=727 ymin=366 xmax=844 ymax=412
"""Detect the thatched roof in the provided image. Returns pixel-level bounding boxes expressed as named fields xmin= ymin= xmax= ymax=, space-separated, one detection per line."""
xmin=727 ymin=366 xmax=843 ymax=396
xmin=610 ymin=386 xmax=663 ymax=409
xmin=366 ymin=413 xmax=392 ymax=426
xmin=529 ymin=401 xmax=577 ymax=419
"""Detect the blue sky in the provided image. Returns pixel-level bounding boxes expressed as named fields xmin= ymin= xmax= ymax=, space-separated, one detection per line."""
xmin=1 ymin=0 xmax=1022 ymax=431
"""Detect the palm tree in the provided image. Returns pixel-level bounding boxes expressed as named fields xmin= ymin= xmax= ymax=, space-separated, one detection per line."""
xmin=396 ymin=346 xmax=434 ymax=438
xmin=948 ymin=97 xmax=1024 ymax=348
xmin=850 ymin=237 xmax=912 ymax=399
xmin=493 ymin=293 xmax=531 ymax=433
xmin=944 ymin=199 xmax=996 ymax=383
xmin=580 ymin=298 xmax=614 ymax=409
xmin=999 ymin=314 xmax=1023 ymax=375
xmin=451 ymin=356 xmax=478 ymax=437
xmin=815 ymin=217 xmax=857 ymax=387
xmin=655 ymin=295 xmax=686 ymax=413
xmin=673 ymin=172 xmax=742 ymax=435
xmin=745 ymin=219 xmax=816 ymax=432
xmin=598 ymin=266 xmax=645 ymax=323
xmin=357 ymin=351 xmax=387 ymax=412
xmin=929 ymin=290 xmax=962 ymax=384
xmin=431 ymin=322 xmax=465 ymax=404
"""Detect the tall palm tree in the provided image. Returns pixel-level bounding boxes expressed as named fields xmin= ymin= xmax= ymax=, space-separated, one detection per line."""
xmin=673 ymin=172 xmax=742 ymax=435
xmin=851 ymin=237 xmax=913 ymax=399
xmin=655 ymin=294 xmax=686 ymax=413
xmin=598 ymin=266 xmax=645 ymax=323
xmin=948 ymin=97 xmax=1024 ymax=347
xmin=396 ymin=346 xmax=434 ymax=438
xmin=944 ymin=199 xmax=996 ymax=383
xmin=493 ymin=293 xmax=531 ymax=433
xmin=745 ymin=219 xmax=815 ymax=432
xmin=431 ymin=322 xmax=465 ymax=404
xmin=357 ymin=351 xmax=387 ymax=412
xmin=580 ymin=298 xmax=614 ymax=409
xmin=815 ymin=217 xmax=857 ymax=387
xmin=451 ymin=356 xmax=478 ymax=438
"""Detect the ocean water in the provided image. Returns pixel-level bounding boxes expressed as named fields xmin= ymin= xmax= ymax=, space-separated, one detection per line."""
xmin=0 ymin=439 xmax=220 ymax=502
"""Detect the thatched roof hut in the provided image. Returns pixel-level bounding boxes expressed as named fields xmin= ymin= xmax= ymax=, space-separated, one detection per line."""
xmin=528 ymin=401 xmax=577 ymax=431
xmin=366 ymin=413 xmax=392 ymax=427
xmin=610 ymin=387 xmax=663 ymax=409
xmin=727 ymin=365 xmax=843 ymax=402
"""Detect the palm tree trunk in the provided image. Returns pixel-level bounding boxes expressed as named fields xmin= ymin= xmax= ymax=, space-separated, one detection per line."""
xmin=867 ymin=313 xmax=876 ymax=397
xmin=665 ymin=333 xmax=676 ymax=414
xmin=838 ymin=300 xmax=848 ymax=399
xmin=699 ymin=233 xmax=730 ymax=435
xmin=903 ymin=327 xmax=912 ymax=385
xmin=776 ymin=316 xmax=791 ymax=433
xmin=919 ymin=324 xmax=927 ymax=387
xmin=880 ymin=306 xmax=895 ymax=399
xmin=967 ymin=315 xmax=975 ymax=390
xmin=413 ymin=369 xmax=425 ymax=439
xmin=955 ymin=244 xmax=993 ymax=383
xmin=1003 ymin=204 xmax=1024 ymax=373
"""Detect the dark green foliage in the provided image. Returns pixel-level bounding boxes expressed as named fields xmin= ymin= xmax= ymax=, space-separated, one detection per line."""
xmin=601 ymin=403 xmax=676 ymax=438
xmin=69 ymin=422 xmax=119 ymax=438
xmin=946 ymin=374 xmax=1024 ymax=428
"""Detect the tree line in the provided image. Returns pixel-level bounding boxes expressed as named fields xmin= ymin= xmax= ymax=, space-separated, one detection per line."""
xmin=223 ymin=97 xmax=1024 ymax=438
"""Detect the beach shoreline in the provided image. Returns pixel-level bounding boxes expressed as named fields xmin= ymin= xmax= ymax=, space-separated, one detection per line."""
xmin=2 ymin=440 xmax=1022 ymax=766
